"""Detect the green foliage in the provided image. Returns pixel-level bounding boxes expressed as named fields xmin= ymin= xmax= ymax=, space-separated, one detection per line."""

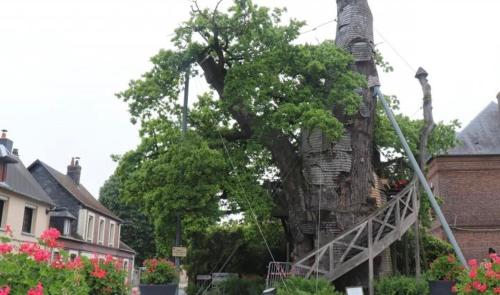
xmin=421 ymin=234 xmax=453 ymax=266
xmin=424 ymin=254 xmax=463 ymax=282
xmin=185 ymin=221 xmax=286 ymax=280
xmin=375 ymin=276 xmax=429 ymax=295
xmin=140 ymin=258 xmax=178 ymax=285
xmin=99 ymin=173 xmax=156 ymax=264
xmin=277 ymin=276 xmax=343 ymax=295
xmin=375 ymin=95 xmax=460 ymax=181
xmin=393 ymin=230 xmax=453 ymax=275
xmin=207 ymin=277 xmax=264 ymax=295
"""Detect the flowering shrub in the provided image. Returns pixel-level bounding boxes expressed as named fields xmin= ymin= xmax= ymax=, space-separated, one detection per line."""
xmin=81 ymin=254 xmax=129 ymax=294
xmin=140 ymin=258 xmax=178 ymax=285
xmin=426 ymin=254 xmax=464 ymax=281
xmin=453 ymin=254 xmax=500 ymax=294
xmin=0 ymin=227 xmax=89 ymax=294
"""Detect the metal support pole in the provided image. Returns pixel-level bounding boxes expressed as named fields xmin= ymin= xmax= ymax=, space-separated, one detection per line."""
xmin=175 ymin=67 xmax=190 ymax=271
xmin=373 ymin=85 xmax=468 ymax=269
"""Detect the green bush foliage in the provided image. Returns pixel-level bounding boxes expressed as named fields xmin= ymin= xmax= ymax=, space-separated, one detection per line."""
xmin=140 ymin=258 xmax=178 ymax=285
xmin=375 ymin=276 xmax=429 ymax=295
xmin=424 ymin=254 xmax=463 ymax=281
xmin=207 ymin=277 xmax=264 ymax=295
xmin=277 ymin=276 xmax=343 ymax=295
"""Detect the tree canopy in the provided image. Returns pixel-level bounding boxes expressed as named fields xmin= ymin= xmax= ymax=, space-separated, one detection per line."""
xmin=112 ymin=0 xmax=459 ymax=259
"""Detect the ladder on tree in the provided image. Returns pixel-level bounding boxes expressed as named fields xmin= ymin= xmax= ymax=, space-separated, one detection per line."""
xmin=266 ymin=180 xmax=419 ymax=287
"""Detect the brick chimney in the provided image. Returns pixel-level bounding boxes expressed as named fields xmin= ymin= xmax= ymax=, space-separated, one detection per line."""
xmin=0 ymin=130 xmax=13 ymax=152
xmin=0 ymin=130 xmax=18 ymax=182
xmin=67 ymin=157 xmax=82 ymax=185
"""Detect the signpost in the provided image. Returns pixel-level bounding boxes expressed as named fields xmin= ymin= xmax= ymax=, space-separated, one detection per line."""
xmin=172 ymin=247 xmax=187 ymax=258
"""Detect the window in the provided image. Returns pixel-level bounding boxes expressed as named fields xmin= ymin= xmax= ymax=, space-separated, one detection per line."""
xmin=0 ymin=197 xmax=7 ymax=229
xmin=22 ymin=205 xmax=36 ymax=234
xmin=63 ymin=219 xmax=71 ymax=236
xmin=123 ymin=259 xmax=129 ymax=272
xmin=70 ymin=253 xmax=77 ymax=261
xmin=108 ymin=221 xmax=115 ymax=247
xmin=86 ymin=214 xmax=95 ymax=242
xmin=97 ymin=217 xmax=105 ymax=245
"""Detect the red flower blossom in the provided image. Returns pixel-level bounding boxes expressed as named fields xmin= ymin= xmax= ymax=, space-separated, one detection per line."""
xmin=19 ymin=242 xmax=40 ymax=256
xmin=0 ymin=244 xmax=12 ymax=255
xmin=91 ymin=267 xmax=107 ymax=279
xmin=4 ymin=225 xmax=12 ymax=237
xmin=33 ymin=249 xmax=50 ymax=262
xmin=494 ymin=287 xmax=500 ymax=294
xmin=66 ymin=256 xmax=83 ymax=270
xmin=39 ymin=228 xmax=61 ymax=248
xmin=468 ymin=259 xmax=478 ymax=268
xmin=469 ymin=269 xmax=477 ymax=279
xmin=0 ymin=286 xmax=10 ymax=295
xmin=27 ymin=282 xmax=43 ymax=295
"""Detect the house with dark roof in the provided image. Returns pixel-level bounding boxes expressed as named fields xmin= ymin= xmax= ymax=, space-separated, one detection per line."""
xmin=428 ymin=95 xmax=500 ymax=259
xmin=28 ymin=157 xmax=135 ymax=278
xmin=0 ymin=131 xmax=54 ymax=244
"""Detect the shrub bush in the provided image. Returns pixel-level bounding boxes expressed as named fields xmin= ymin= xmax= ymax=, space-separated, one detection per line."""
xmin=277 ymin=276 xmax=343 ymax=295
xmin=453 ymin=254 xmax=500 ymax=294
xmin=375 ymin=276 xmax=429 ymax=295
xmin=81 ymin=255 xmax=129 ymax=294
xmin=425 ymin=254 xmax=463 ymax=281
xmin=0 ymin=226 xmax=129 ymax=295
xmin=207 ymin=277 xmax=264 ymax=295
xmin=140 ymin=258 xmax=178 ymax=285
xmin=0 ymin=227 xmax=89 ymax=294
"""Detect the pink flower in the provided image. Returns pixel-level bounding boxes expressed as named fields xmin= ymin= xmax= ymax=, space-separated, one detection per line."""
xmin=32 ymin=249 xmax=50 ymax=262
xmin=0 ymin=286 xmax=10 ymax=295
xmin=0 ymin=243 xmax=12 ymax=255
xmin=91 ymin=267 xmax=107 ymax=279
xmin=39 ymin=228 xmax=61 ymax=248
xmin=468 ymin=259 xmax=478 ymax=268
xmin=4 ymin=225 xmax=12 ymax=237
xmin=494 ymin=287 xmax=500 ymax=294
xmin=469 ymin=269 xmax=477 ymax=279
xmin=19 ymin=242 xmax=39 ymax=255
xmin=104 ymin=254 xmax=114 ymax=264
xmin=27 ymin=282 xmax=43 ymax=295
xmin=66 ymin=256 xmax=83 ymax=270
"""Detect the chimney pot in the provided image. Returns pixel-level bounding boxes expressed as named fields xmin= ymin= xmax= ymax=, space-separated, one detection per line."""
xmin=67 ymin=157 xmax=81 ymax=185
xmin=0 ymin=130 xmax=13 ymax=152
xmin=12 ymin=148 xmax=19 ymax=156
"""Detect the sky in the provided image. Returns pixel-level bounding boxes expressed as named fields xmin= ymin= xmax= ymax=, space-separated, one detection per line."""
xmin=1 ymin=0 xmax=499 ymax=196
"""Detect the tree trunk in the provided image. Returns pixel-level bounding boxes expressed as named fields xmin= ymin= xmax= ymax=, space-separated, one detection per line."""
xmin=293 ymin=0 xmax=380 ymax=285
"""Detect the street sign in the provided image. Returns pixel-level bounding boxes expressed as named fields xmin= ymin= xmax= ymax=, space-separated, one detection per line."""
xmin=172 ymin=247 xmax=187 ymax=257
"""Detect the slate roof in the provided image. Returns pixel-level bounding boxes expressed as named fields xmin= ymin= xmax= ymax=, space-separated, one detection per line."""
xmin=0 ymin=156 xmax=55 ymax=206
xmin=30 ymin=160 xmax=122 ymax=222
xmin=447 ymin=101 xmax=500 ymax=155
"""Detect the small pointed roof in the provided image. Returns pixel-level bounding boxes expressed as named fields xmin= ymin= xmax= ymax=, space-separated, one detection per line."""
xmin=448 ymin=101 xmax=500 ymax=155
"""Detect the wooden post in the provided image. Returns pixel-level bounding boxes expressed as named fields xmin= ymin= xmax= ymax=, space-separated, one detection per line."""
xmin=368 ymin=220 xmax=374 ymax=295
xmin=413 ymin=190 xmax=421 ymax=278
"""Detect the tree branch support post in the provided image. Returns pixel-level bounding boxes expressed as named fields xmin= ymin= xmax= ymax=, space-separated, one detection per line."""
xmin=372 ymin=81 xmax=468 ymax=269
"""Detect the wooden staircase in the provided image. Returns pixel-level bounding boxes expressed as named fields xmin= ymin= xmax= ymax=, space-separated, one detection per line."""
xmin=266 ymin=181 xmax=419 ymax=288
